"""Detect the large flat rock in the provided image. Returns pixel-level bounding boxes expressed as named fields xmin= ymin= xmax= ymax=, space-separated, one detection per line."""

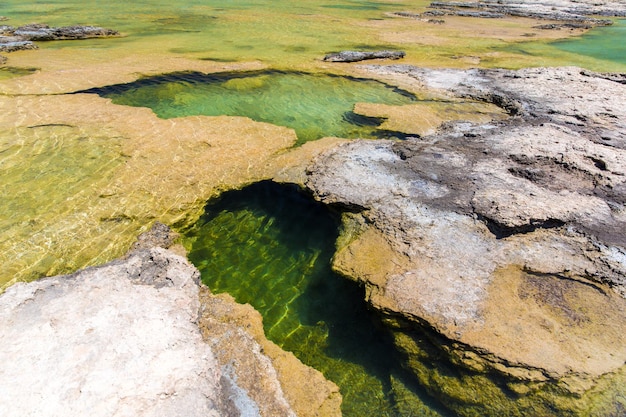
xmin=0 ymin=247 xmax=226 ymax=417
xmin=305 ymin=66 xmax=626 ymax=415
xmin=0 ymin=240 xmax=339 ymax=417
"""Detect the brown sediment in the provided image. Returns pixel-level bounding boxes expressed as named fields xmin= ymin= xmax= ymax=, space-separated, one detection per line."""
xmin=198 ymin=288 xmax=342 ymax=417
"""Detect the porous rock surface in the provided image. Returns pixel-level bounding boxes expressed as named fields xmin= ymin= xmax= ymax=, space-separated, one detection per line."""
xmin=0 ymin=23 xmax=119 ymax=54
xmin=306 ymin=66 xmax=626 ymax=415
xmin=0 ymin=223 xmax=339 ymax=417
xmin=323 ymin=50 xmax=406 ymax=63
xmin=431 ymin=0 xmax=625 ymax=23
xmin=0 ymin=247 xmax=226 ymax=417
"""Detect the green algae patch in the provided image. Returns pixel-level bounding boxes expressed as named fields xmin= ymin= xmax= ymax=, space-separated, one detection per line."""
xmin=0 ymin=66 xmax=38 ymax=81
xmin=183 ymin=181 xmax=447 ymax=417
xmin=81 ymin=70 xmax=418 ymax=145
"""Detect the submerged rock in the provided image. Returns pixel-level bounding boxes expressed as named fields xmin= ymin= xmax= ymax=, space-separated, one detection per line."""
xmin=306 ymin=66 xmax=626 ymax=416
xmin=323 ymin=50 xmax=405 ymax=63
xmin=0 ymin=223 xmax=340 ymax=417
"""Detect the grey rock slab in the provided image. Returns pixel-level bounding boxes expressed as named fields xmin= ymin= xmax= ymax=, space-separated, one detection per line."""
xmin=0 ymin=248 xmax=225 ymax=417
xmin=305 ymin=66 xmax=626 ymax=385
xmin=323 ymin=50 xmax=405 ymax=63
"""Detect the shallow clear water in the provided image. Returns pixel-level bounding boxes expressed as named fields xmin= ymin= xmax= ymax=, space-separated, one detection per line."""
xmin=87 ymin=70 xmax=417 ymax=144
xmin=183 ymin=181 xmax=447 ymax=417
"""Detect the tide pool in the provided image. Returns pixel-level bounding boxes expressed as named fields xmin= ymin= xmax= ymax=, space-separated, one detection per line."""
xmin=82 ymin=70 xmax=417 ymax=145
xmin=183 ymin=181 xmax=447 ymax=417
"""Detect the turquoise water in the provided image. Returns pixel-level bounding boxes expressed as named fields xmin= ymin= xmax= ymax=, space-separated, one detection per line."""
xmin=183 ymin=181 xmax=447 ymax=417
xmin=552 ymin=19 xmax=626 ymax=66
xmin=501 ymin=19 xmax=626 ymax=71
xmin=83 ymin=70 xmax=417 ymax=144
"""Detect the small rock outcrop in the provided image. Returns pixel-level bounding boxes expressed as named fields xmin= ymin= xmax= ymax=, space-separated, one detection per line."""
xmin=0 ymin=22 xmax=119 ymax=57
xmin=323 ymin=50 xmax=405 ymax=63
xmin=0 ymin=223 xmax=340 ymax=417
xmin=305 ymin=66 xmax=626 ymax=416
xmin=388 ymin=0 xmax=626 ymax=26
xmin=2 ymin=23 xmax=119 ymax=41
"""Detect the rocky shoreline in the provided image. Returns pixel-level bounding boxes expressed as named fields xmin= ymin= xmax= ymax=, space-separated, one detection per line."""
xmin=305 ymin=65 xmax=626 ymax=416
xmin=0 ymin=223 xmax=340 ymax=417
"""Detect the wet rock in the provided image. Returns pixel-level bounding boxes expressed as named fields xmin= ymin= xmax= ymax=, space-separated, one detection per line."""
xmin=0 ymin=22 xmax=118 ymax=57
xmin=323 ymin=50 xmax=405 ymax=63
xmin=0 ymin=225 xmax=339 ymax=416
xmin=129 ymin=221 xmax=179 ymax=252
xmin=198 ymin=290 xmax=342 ymax=417
xmin=306 ymin=66 xmax=626 ymax=416
xmin=12 ymin=23 xmax=119 ymax=41
xmin=0 ymin=37 xmax=37 ymax=52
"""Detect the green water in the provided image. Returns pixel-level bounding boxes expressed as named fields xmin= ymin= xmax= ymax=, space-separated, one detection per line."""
xmin=183 ymin=181 xmax=447 ymax=417
xmin=494 ymin=19 xmax=626 ymax=71
xmin=0 ymin=0 xmax=422 ymax=67
xmin=3 ymin=0 xmax=626 ymax=70
xmin=552 ymin=19 xmax=626 ymax=66
xmin=85 ymin=70 xmax=417 ymax=144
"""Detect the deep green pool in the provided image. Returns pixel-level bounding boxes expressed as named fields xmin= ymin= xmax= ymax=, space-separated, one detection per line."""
xmin=182 ymin=181 xmax=447 ymax=417
xmin=82 ymin=70 xmax=417 ymax=145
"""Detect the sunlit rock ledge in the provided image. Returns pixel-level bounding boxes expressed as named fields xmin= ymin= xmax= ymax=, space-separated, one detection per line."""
xmin=0 ymin=223 xmax=341 ymax=417
xmin=305 ymin=65 xmax=626 ymax=415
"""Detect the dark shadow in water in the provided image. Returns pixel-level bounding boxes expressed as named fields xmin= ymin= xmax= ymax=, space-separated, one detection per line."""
xmin=183 ymin=181 xmax=450 ymax=417
xmin=74 ymin=69 xmax=417 ymax=99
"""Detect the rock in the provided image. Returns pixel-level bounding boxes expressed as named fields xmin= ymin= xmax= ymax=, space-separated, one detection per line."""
xmin=0 ymin=22 xmax=118 ymax=54
xmin=0 ymin=247 xmax=226 ymax=417
xmin=390 ymin=0 xmax=626 ymax=26
xmin=198 ymin=290 xmax=342 ymax=417
xmin=13 ymin=23 xmax=119 ymax=41
xmin=0 ymin=55 xmax=6 ymax=65
xmin=323 ymin=50 xmax=405 ymax=63
xmin=0 ymin=37 xmax=37 ymax=52
xmin=129 ymin=221 xmax=179 ymax=252
xmin=305 ymin=66 xmax=626 ymax=416
xmin=0 ymin=226 xmax=340 ymax=416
